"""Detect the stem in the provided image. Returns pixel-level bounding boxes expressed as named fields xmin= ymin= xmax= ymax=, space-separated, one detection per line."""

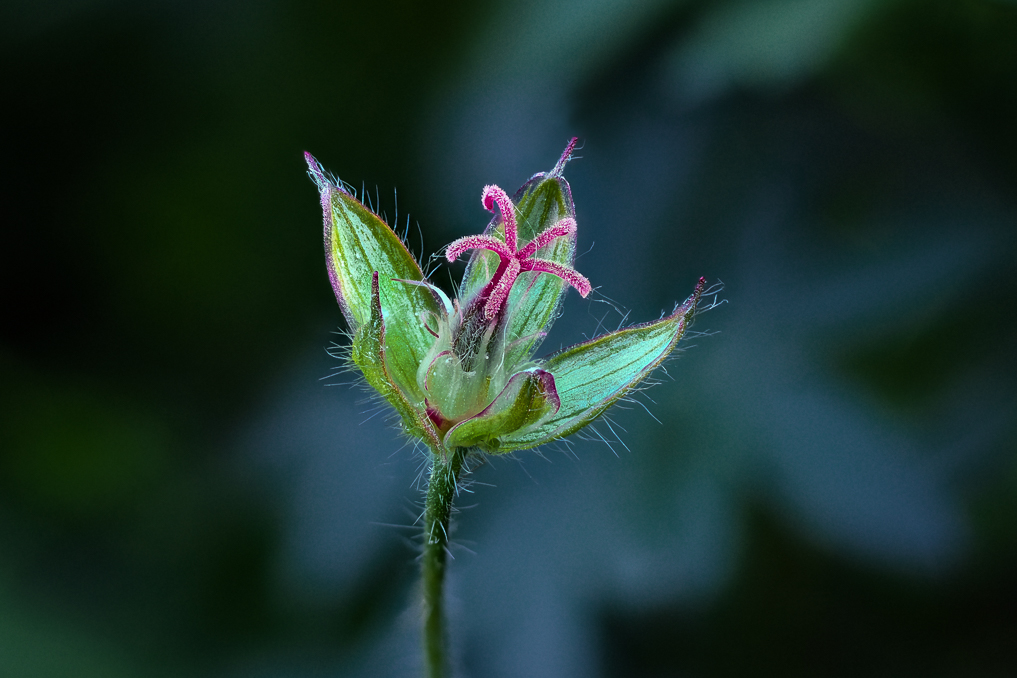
xmin=422 ymin=446 xmax=466 ymax=678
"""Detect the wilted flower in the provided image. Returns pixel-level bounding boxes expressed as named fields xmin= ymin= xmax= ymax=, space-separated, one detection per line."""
xmin=305 ymin=139 xmax=704 ymax=458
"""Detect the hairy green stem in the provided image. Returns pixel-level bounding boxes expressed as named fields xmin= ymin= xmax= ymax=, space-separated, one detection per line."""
xmin=422 ymin=446 xmax=466 ymax=678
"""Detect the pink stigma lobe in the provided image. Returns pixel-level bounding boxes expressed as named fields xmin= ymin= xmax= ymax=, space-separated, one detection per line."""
xmin=481 ymin=185 xmax=518 ymax=251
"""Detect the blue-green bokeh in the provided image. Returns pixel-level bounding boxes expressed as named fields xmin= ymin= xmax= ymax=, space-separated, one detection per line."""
xmin=2 ymin=1 xmax=1015 ymax=675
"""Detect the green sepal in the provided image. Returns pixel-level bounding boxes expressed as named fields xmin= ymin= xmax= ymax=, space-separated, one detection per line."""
xmin=444 ymin=369 xmax=560 ymax=453
xmin=352 ymin=272 xmax=444 ymax=453
xmin=499 ymin=281 xmax=704 ymax=451
xmin=307 ymin=153 xmax=438 ymax=399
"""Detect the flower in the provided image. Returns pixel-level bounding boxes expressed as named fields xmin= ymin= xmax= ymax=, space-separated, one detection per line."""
xmin=305 ymin=139 xmax=704 ymax=456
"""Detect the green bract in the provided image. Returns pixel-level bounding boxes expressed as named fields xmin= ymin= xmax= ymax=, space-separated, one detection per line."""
xmin=305 ymin=141 xmax=704 ymax=457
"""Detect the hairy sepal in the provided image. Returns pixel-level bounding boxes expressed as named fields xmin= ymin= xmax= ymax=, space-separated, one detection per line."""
xmin=500 ymin=281 xmax=704 ymax=451
xmin=352 ymin=272 xmax=444 ymax=452
xmin=308 ymin=153 xmax=438 ymax=398
xmin=444 ymin=369 xmax=560 ymax=453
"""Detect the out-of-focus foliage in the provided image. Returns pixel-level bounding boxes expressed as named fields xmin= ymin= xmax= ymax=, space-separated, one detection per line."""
xmin=1 ymin=0 xmax=1014 ymax=676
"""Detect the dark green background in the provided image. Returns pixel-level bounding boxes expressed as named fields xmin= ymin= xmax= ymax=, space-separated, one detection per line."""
xmin=2 ymin=0 xmax=1015 ymax=675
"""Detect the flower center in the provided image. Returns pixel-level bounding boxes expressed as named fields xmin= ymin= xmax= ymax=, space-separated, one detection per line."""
xmin=445 ymin=185 xmax=592 ymax=319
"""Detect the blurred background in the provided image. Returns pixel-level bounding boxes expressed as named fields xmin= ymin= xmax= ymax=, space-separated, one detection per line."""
xmin=2 ymin=0 xmax=1016 ymax=675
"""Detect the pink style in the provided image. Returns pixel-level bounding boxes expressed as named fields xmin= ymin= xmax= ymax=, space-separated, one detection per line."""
xmin=446 ymin=184 xmax=592 ymax=320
